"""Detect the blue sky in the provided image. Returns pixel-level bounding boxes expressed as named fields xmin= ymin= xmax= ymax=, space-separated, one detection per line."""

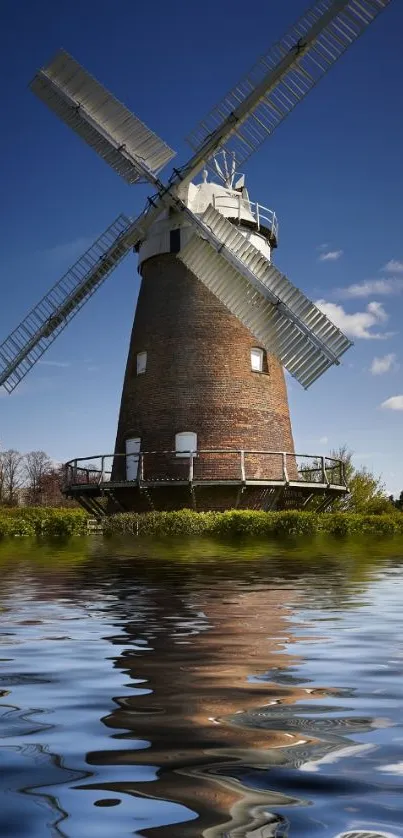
xmin=0 ymin=0 xmax=402 ymax=495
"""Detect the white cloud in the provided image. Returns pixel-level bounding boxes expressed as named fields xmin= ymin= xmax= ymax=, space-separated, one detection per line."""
xmin=338 ymin=278 xmax=403 ymax=298
xmin=370 ymin=354 xmax=398 ymax=375
xmin=316 ymin=299 xmax=390 ymax=339
xmin=381 ymin=395 xmax=403 ymax=411
xmin=318 ymin=249 xmax=343 ymax=262
xmin=382 ymin=259 xmax=403 ymax=273
xmin=316 ymin=243 xmax=329 ymax=251
xmin=38 ymin=360 xmax=71 ymax=369
xmin=300 ymin=743 xmax=374 ymax=773
xmin=378 ymin=761 xmax=403 ymax=775
xmin=367 ymin=301 xmax=388 ymax=322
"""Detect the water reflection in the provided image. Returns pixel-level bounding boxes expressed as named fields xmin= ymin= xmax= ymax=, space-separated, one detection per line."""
xmin=83 ymin=583 xmax=309 ymax=836
xmin=0 ymin=537 xmax=402 ymax=836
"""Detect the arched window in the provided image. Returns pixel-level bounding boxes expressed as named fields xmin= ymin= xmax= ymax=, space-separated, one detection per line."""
xmin=175 ymin=431 xmax=197 ymax=458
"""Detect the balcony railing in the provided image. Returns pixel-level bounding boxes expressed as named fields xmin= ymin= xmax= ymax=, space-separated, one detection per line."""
xmin=63 ymin=450 xmax=347 ymax=490
xmin=212 ymin=194 xmax=279 ymax=243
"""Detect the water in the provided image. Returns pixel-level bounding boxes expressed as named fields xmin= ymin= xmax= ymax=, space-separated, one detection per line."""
xmin=0 ymin=536 xmax=403 ymax=837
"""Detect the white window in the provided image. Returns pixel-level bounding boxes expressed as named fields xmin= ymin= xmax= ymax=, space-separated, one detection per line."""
xmin=175 ymin=431 xmax=197 ymax=458
xmin=136 ymin=351 xmax=147 ymax=375
xmin=125 ymin=437 xmax=141 ymax=481
xmin=251 ymin=347 xmax=264 ymax=372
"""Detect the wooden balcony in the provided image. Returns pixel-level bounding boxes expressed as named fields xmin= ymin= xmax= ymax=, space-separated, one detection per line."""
xmin=62 ymin=449 xmax=348 ymax=517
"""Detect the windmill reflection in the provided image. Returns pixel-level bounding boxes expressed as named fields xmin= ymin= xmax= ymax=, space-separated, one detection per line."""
xmin=0 ymin=547 xmax=389 ymax=837
xmin=79 ymin=582 xmax=364 ymax=837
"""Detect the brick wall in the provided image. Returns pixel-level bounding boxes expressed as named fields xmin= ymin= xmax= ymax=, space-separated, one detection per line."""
xmin=113 ymin=253 xmax=296 ymax=493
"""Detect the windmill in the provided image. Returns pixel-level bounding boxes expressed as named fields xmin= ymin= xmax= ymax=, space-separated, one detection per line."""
xmin=0 ymin=0 xmax=392 ymax=515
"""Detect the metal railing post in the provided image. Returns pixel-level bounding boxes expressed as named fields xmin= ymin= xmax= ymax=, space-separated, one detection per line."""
xmin=100 ymin=456 xmax=104 ymax=484
xmin=321 ymin=456 xmax=328 ymax=485
xmin=240 ymin=449 xmax=246 ymax=482
xmin=238 ymin=193 xmax=241 ymax=222
xmin=341 ymin=460 xmax=346 ymax=487
xmin=256 ymin=202 xmax=260 ymax=230
xmin=282 ymin=452 xmax=289 ymax=483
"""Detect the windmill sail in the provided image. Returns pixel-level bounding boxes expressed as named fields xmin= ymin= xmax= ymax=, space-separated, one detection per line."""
xmin=1 ymin=0 xmax=390 ymax=398
xmin=31 ymin=51 xmax=176 ymax=185
xmin=179 ymin=206 xmax=351 ymax=388
xmin=0 ymin=215 xmax=136 ymax=394
xmin=186 ymin=0 xmax=391 ymax=170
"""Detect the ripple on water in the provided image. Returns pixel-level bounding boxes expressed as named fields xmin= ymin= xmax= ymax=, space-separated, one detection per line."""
xmin=0 ymin=544 xmax=403 ymax=837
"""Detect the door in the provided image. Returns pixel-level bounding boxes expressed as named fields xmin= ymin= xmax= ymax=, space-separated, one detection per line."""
xmin=125 ymin=437 xmax=141 ymax=481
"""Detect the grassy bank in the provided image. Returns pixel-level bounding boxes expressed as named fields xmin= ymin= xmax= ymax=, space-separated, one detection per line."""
xmin=0 ymin=507 xmax=88 ymax=537
xmin=1 ymin=508 xmax=402 ymax=540
xmin=104 ymin=509 xmax=403 ymax=538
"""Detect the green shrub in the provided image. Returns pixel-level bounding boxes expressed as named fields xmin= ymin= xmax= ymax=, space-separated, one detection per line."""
xmin=0 ymin=508 xmax=88 ymax=539
xmin=104 ymin=509 xmax=403 ymax=539
xmin=0 ymin=515 xmax=35 ymax=537
xmin=2 ymin=506 xmax=401 ymax=541
xmin=357 ymin=514 xmax=401 ymax=536
xmin=321 ymin=512 xmax=353 ymax=536
xmin=4 ymin=517 xmax=36 ymax=537
xmin=319 ymin=512 xmax=403 ymax=537
xmin=40 ymin=511 xmax=88 ymax=537
xmin=104 ymin=509 xmax=403 ymax=538
xmin=104 ymin=510 xmax=219 ymax=537
xmin=0 ymin=517 xmax=10 ymax=538
xmin=269 ymin=510 xmax=319 ymax=537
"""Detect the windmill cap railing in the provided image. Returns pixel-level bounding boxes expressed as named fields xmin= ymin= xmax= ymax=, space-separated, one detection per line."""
xmin=63 ymin=449 xmax=347 ymax=489
xmin=212 ymin=194 xmax=279 ymax=245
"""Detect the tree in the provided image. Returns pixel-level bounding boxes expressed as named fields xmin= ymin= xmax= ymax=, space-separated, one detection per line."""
xmin=390 ymin=491 xmax=403 ymax=511
xmin=0 ymin=449 xmax=23 ymax=505
xmin=0 ymin=454 xmax=5 ymax=503
xmin=37 ymin=464 xmax=77 ymax=507
xmin=24 ymin=450 xmax=52 ymax=505
xmin=38 ymin=462 xmax=80 ymax=507
xmin=331 ymin=446 xmax=394 ymax=514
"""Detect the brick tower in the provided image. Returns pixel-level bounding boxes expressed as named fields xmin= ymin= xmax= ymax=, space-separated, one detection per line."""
xmin=112 ymin=174 xmax=296 ymax=511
